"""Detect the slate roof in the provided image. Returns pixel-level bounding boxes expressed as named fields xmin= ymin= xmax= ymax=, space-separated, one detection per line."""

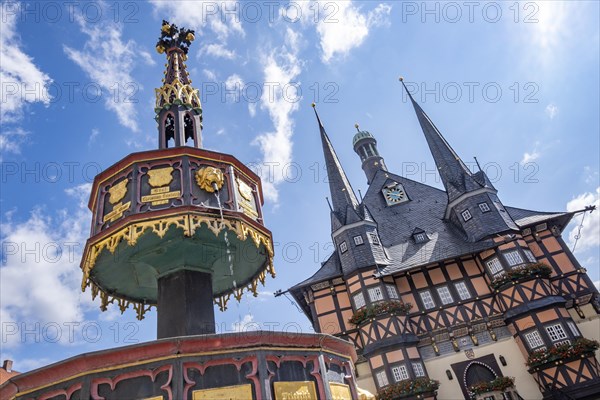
xmin=289 ymin=167 xmax=577 ymax=291
xmin=402 ymin=81 xmax=494 ymax=203
xmin=314 ymin=106 xmax=359 ymax=225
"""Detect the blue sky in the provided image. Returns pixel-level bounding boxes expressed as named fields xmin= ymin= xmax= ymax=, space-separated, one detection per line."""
xmin=1 ymin=1 xmax=599 ymax=372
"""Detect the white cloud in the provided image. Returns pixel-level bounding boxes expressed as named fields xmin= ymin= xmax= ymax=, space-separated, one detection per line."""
xmin=0 ymin=127 xmax=28 ymax=156
xmin=0 ymin=5 xmax=53 ymax=123
xmin=566 ymin=187 xmax=600 ymax=253
xmin=545 ymin=103 xmax=559 ymax=119
xmin=225 ymin=74 xmax=244 ymax=90
xmin=314 ymin=2 xmax=391 ymax=63
xmin=88 ymin=128 xmax=100 ymax=146
xmin=253 ymin=28 xmax=303 ymax=203
xmin=0 ymin=184 xmax=94 ymax=349
xmin=64 ymin=9 xmax=153 ymax=132
xmin=149 ymin=0 xmax=244 ymax=42
xmin=203 ymin=69 xmax=217 ymax=81
xmin=248 ymin=102 xmax=257 ymax=117
xmin=202 ymin=43 xmax=236 ymax=60
xmin=521 ymin=151 xmax=540 ymax=164
xmin=231 ymin=314 xmax=259 ymax=332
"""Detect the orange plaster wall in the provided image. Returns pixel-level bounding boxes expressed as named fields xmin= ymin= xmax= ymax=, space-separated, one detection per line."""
xmin=542 ymin=236 xmax=562 ymax=253
xmin=446 ymin=263 xmax=462 ymax=280
xmin=463 ymin=260 xmax=480 ymax=276
xmin=552 ymin=252 xmax=576 ymax=273
xmin=471 ymin=277 xmax=490 ymax=296
xmin=429 ymin=268 xmax=445 ymax=285
xmin=515 ymin=316 xmax=535 ymax=331
xmin=527 ymin=241 xmax=543 ymax=257
xmin=407 ymin=347 xmax=419 ymax=358
xmin=397 ymin=277 xmax=410 ymax=293
xmin=537 ymin=309 xmax=558 ymax=324
xmin=349 ymin=282 xmax=362 ymax=294
xmin=337 ymin=292 xmax=351 ymax=309
xmin=315 ymin=296 xmax=335 ymax=315
xmin=341 ymin=310 xmax=354 ymax=331
xmin=369 ymin=355 xmax=384 ymax=369
xmin=386 ymin=350 xmax=404 ymax=363
xmin=318 ymin=312 xmax=341 ymax=335
xmin=412 ymin=272 xmax=427 ymax=289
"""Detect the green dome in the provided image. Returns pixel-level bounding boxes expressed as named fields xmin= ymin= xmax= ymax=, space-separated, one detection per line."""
xmin=352 ymin=130 xmax=375 ymax=146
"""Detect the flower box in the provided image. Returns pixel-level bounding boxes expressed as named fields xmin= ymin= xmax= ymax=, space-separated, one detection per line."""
xmin=349 ymin=301 xmax=413 ymax=326
xmin=377 ymin=377 xmax=439 ymax=400
xmin=527 ymin=338 xmax=599 ymax=370
xmin=491 ymin=262 xmax=552 ymax=290
xmin=468 ymin=376 xmax=515 ymax=396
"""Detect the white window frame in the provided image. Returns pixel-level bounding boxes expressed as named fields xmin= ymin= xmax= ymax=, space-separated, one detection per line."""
xmin=437 ymin=286 xmax=454 ymax=305
xmin=454 ymin=281 xmax=471 ymax=300
xmin=386 ymin=284 xmax=399 ymax=300
xmin=412 ymin=362 xmax=425 ymax=377
xmin=368 ymin=286 xmax=384 ymax=302
xmin=339 ymin=241 xmax=348 ymax=253
xmin=546 ymin=323 xmax=568 ymax=342
xmin=353 ymin=235 xmax=364 ymax=246
xmin=391 ymin=365 xmax=409 ymax=382
xmin=486 ymin=257 xmax=504 ymax=276
xmin=567 ymin=321 xmax=580 ymax=337
xmin=368 ymin=232 xmax=380 ymax=245
xmin=524 ymin=330 xmax=544 ymax=349
xmin=503 ymin=250 xmax=524 ymax=267
xmin=523 ymin=249 xmax=537 ymax=263
xmin=461 ymin=209 xmax=472 ymax=221
xmin=353 ymin=292 xmax=366 ymax=309
xmin=555 ymin=339 xmax=571 ymax=347
xmin=419 ymin=290 xmax=436 ymax=309
xmin=375 ymin=370 xmax=389 ymax=387
xmin=414 ymin=232 xmax=427 ymax=243
xmin=478 ymin=202 xmax=491 ymax=212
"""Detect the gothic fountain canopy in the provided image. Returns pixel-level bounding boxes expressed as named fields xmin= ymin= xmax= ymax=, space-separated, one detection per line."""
xmin=79 ymin=21 xmax=275 ymax=321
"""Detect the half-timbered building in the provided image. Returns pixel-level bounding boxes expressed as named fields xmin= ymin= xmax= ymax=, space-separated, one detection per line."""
xmin=289 ymin=83 xmax=600 ymax=400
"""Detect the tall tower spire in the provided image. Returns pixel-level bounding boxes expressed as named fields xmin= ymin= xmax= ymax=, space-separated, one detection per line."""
xmin=400 ymin=78 xmax=482 ymax=202
xmin=312 ymin=104 xmax=359 ymax=229
xmin=400 ymin=78 xmax=517 ymax=241
xmin=352 ymin=123 xmax=387 ymax=184
xmin=155 ymin=20 xmax=203 ymax=149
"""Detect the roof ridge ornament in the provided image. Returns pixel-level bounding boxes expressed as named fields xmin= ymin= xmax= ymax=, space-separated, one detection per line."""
xmin=156 ymin=20 xmax=196 ymax=55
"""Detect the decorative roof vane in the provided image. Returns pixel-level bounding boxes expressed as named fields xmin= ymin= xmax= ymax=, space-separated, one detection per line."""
xmin=156 ymin=20 xmax=195 ymax=54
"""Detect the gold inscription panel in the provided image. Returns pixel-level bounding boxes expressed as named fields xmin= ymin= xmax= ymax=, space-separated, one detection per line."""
xmin=329 ymin=383 xmax=351 ymax=400
xmin=103 ymin=201 xmax=131 ymax=223
xmin=192 ymin=384 xmax=253 ymax=400
xmin=274 ymin=381 xmax=318 ymax=400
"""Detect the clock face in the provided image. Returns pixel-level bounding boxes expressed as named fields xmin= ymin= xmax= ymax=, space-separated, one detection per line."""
xmin=382 ymin=184 xmax=408 ymax=206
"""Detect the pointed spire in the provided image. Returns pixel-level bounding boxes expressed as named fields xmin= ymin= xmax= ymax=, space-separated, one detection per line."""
xmin=155 ymin=21 xmax=203 ymax=149
xmin=312 ymin=104 xmax=359 ymax=225
xmin=400 ymin=77 xmax=482 ymax=202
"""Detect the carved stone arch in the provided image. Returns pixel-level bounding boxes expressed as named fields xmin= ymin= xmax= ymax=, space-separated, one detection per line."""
xmin=463 ymin=360 xmax=498 ymax=389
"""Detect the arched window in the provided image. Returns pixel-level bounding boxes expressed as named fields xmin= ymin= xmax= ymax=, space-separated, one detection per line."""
xmin=164 ymin=113 xmax=175 ymax=148
xmin=464 ymin=363 xmax=496 ymax=387
xmin=184 ymin=113 xmax=195 ymax=145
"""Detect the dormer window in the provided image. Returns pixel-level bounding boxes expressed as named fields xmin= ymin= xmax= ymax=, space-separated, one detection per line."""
xmin=461 ymin=209 xmax=472 ymax=221
xmin=414 ymin=232 xmax=428 ymax=243
xmin=368 ymin=232 xmax=380 ymax=245
xmin=339 ymin=242 xmax=348 ymax=253
xmin=478 ymin=202 xmax=491 ymax=213
xmin=353 ymin=235 xmax=364 ymax=246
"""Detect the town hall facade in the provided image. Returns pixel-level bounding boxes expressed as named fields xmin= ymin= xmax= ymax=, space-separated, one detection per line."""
xmin=289 ymin=81 xmax=600 ymax=400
